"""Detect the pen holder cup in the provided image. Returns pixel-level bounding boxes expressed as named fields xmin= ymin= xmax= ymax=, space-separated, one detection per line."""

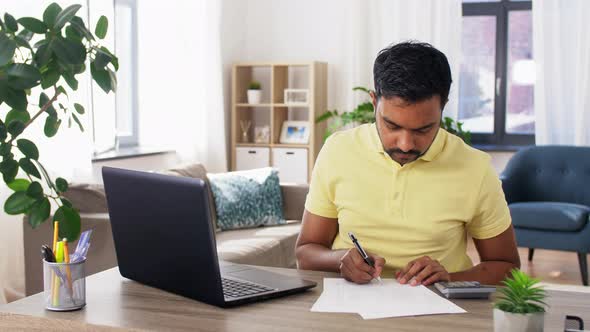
xmin=43 ymin=258 xmax=86 ymax=311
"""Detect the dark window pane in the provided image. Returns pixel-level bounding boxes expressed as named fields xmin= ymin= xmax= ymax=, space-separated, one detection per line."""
xmin=506 ymin=10 xmax=534 ymax=134
xmin=459 ymin=16 xmax=496 ymax=134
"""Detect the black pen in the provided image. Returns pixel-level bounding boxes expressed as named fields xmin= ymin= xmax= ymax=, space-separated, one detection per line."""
xmin=348 ymin=232 xmax=382 ymax=283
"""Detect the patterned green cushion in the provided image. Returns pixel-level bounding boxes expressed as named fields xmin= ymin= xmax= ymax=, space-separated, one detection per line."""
xmin=208 ymin=168 xmax=285 ymax=230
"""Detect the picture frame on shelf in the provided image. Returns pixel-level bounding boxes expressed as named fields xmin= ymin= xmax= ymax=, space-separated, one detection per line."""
xmin=284 ymin=89 xmax=309 ymax=106
xmin=280 ymin=121 xmax=310 ymax=144
xmin=254 ymin=125 xmax=270 ymax=143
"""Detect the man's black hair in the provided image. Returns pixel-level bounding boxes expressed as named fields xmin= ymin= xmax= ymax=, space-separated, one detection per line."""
xmin=373 ymin=41 xmax=452 ymax=109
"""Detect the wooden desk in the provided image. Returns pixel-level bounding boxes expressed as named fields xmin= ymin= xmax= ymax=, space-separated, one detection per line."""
xmin=1 ymin=266 xmax=588 ymax=331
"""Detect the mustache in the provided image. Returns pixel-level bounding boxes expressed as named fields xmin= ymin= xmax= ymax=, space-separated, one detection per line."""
xmin=385 ymin=148 xmax=422 ymax=156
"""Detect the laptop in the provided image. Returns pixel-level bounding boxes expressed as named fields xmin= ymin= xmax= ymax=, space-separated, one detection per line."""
xmin=102 ymin=166 xmax=316 ymax=308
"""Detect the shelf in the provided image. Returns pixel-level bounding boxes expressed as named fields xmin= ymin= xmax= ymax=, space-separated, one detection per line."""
xmin=273 ymin=103 xmax=310 ymax=108
xmin=272 ymin=143 xmax=310 ymax=148
xmin=236 ymin=143 xmax=270 ymax=147
xmin=236 ymin=103 xmax=272 ymax=107
xmin=236 ymin=143 xmax=310 ymax=148
xmin=231 ymin=61 xmax=328 ymax=182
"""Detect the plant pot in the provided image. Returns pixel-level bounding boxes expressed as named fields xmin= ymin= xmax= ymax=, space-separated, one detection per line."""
xmin=493 ymin=308 xmax=545 ymax=332
xmin=247 ymin=90 xmax=261 ymax=104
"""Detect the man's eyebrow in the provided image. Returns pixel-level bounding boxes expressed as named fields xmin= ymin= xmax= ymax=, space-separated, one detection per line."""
xmin=381 ymin=116 xmax=438 ymax=131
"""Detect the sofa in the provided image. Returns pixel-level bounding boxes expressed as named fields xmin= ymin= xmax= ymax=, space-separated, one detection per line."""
xmin=23 ymin=164 xmax=308 ymax=296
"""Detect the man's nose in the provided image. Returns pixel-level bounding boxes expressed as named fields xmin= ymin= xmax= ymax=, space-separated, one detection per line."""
xmin=397 ymin=130 xmax=415 ymax=152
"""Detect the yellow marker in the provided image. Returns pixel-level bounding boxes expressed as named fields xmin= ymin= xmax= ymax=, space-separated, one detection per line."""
xmin=51 ymin=221 xmax=60 ymax=307
xmin=52 ymin=221 xmax=59 ymax=253
xmin=63 ymin=238 xmax=73 ymax=295
xmin=52 ymin=240 xmax=65 ymax=307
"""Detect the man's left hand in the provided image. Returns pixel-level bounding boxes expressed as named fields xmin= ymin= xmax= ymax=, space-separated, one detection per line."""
xmin=396 ymin=256 xmax=450 ymax=286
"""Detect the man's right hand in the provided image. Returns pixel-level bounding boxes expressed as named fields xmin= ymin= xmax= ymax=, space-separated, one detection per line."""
xmin=339 ymin=248 xmax=386 ymax=284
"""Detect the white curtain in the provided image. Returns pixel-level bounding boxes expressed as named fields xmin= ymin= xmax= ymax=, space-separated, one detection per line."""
xmin=533 ymin=0 xmax=590 ymax=145
xmin=136 ymin=0 xmax=227 ymax=172
xmin=347 ymin=0 xmax=463 ymax=119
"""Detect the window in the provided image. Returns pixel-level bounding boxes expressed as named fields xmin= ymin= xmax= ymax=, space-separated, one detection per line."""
xmin=459 ymin=0 xmax=534 ymax=146
xmin=90 ymin=0 xmax=139 ymax=154
xmin=113 ymin=0 xmax=139 ymax=147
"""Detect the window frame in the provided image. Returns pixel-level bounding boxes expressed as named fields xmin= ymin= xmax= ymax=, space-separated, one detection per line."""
xmin=462 ymin=0 xmax=534 ymax=146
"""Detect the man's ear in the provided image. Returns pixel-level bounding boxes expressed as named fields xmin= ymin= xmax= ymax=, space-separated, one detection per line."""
xmin=370 ymin=90 xmax=378 ymax=114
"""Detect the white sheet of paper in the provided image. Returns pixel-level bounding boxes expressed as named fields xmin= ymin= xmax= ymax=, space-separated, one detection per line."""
xmin=311 ymin=278 xmax=466 ymax=320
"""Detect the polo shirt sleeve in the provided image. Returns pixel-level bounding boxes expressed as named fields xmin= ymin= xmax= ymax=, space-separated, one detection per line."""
xmin=304 ymin=134 xmax=339 ymax=219
xmin=467 ymin=163 xmax=512 ymax=239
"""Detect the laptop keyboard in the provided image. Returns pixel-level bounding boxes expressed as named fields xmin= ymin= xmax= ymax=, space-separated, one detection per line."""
xmin=222 ymin=277 xmax=275 ymax=298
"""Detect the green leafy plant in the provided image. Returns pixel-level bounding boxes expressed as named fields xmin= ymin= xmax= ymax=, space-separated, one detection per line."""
xmin=315 ymin=86 xmax=472 ymax=144
xmin=0 ymin=3 xmax=117 ymax=242
xmin=248 ymin=81 xmax=261 ymax=90
xmin=494 ymin=269 xmax=547 ymax=314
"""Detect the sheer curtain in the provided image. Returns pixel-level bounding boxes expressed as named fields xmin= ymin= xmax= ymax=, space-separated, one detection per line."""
xmin=136 ymin=0 xmax=227 ymax=172
xmin=533 ymin=0 xmax=590 ymax=145
xmin=347 ymin=0 xmax=463 ymax=119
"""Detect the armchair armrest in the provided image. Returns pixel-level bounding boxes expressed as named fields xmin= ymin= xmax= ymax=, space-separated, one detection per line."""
xmin=499 ymin=172 xmax=520 ymax=205
xmin=281 ymin=183 xmax=309 ymax=220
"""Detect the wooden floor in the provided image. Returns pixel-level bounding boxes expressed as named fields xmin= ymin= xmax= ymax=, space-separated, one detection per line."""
xmin=466 ymin=239 xmax=588 ymax=286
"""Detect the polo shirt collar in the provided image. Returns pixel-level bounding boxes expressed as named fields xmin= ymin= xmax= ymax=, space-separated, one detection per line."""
xmin=419 ymin=128 xmax=446 ymax=162
xmin=368 ymin=123 xmax=447 ymax=162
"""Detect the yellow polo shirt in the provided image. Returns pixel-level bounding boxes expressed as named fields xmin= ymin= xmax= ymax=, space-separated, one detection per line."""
xmin=305 ymin=123 xmax=511 ymax=275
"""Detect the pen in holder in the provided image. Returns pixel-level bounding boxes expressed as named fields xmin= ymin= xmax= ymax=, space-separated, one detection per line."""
xmin=43 ymin=258 xmax=86 ymax=311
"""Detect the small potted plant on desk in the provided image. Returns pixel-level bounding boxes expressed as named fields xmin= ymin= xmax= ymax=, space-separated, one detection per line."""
xmin=493 ymin=269 xmax=547 ymax=332
xmin=247 ymin=81 xmax=262 ymax=104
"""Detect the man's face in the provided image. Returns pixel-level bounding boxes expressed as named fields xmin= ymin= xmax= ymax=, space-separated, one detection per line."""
xmin=371 ymin=92 xmax=442 ymax=166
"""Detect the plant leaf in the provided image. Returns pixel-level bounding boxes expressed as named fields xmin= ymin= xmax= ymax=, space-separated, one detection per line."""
xmin=53 ymin=4 xmax=82 ymax=30
xmin=95 ymin=15 xmax=108 ymax=39
xmin=70 ymin=16 xmax=93 ymax=41
xmin=65 ymin=24 xmax=82 ymax=42
xmin=7 ymin=178 xmax=30 ymax=192
xmin=0 ymin=158 xmax=18 ymax=183
xmin=51 ymin=36 xmax=85 ymax=65
xmin=4 ymin=13 xmax=18 ymax=32
xmin=39 ymin=92 xmax=57 ymax=117
xmin=5 ymin=109 xmax=30 ymax=126
xmin=0 ymin=120 xmax=6 ymax=141
xmin=72 ymin=113 xmax=84 ymax=132
xmin=90 ymin=62 xmax=112 ymax=93
xmin=55 ymin=177 xmax=68 ymax=192
xmin=73 ymin=103 xmax=85 ymax=114
xmin=26 ymin=181 xmax=44 ymax=199
xmin=93 ymin=50 xmax=111 ymax=69
xmin=7 ymin=121 xmax=25 ymax=136
xmin=61 ymin=70 xmax=78 ymax=90
xmin=17 ymin=139 xmax=39 ymax=160
xmin=28 ymin=197 xmax=51 ymax=228
xmin=17 ymin=29 xmax=34 ymax=42
xmin=6 ymin=63 xmax=42 ymax=89
xmin=54 ymin=205 xmax=81 ymax=242
xmin=19 ymin=158 xmax=41 ymax=179
xmin=41 ymin=64 xmax=60 ymax=89
xmin=0 ymin=33 xmax=17 ymax=66
xmin=44 ymin=115 xmax=60 ymax=137
xmin=4 ymin=191 xmax=36 ymax=215
xmin=14 ymin=35 xmax=32 ymax=51
xmin=43 ymin=2 xmax=62 ymax=27
xmin=17 ymin=17 xmax=47 ymax=34
xmin=34 ymin=42 xmax=53 ymax=67
xmin=2 ymin=88 xmax=27 ymax=110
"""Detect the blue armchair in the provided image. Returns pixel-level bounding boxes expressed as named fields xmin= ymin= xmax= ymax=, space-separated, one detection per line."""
xmin=501 ymin=146 xmax=590 ymax=286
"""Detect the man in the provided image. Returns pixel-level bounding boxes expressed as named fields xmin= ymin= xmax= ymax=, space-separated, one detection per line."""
xmin=295 ymin=41 xmax=520 ymax=286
